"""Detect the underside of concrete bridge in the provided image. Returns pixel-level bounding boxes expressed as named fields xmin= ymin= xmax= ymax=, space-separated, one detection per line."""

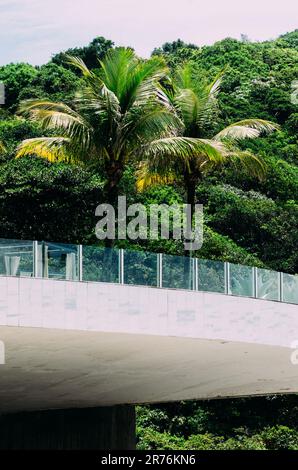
xmin=0 ymin=276 xmax=297 ymax=448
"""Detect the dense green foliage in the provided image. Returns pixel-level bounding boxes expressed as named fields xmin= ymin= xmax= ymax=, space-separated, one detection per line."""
xmin=0 ymin=63 xmax=79 ymax=111
xmin=51 ymin=36 xmax=115 ymax=71
xmin=137 ymin=397 xmax=298 ymax=450
xmin=0 ymin=30 xmax=296 ymax=270
xmin=0 ymin=30 xmax=297 ymax=450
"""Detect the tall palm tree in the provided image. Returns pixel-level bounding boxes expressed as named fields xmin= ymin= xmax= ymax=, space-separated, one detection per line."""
xmin=137 ymin=63 xmax=279 ymax=218
xmin=16 ymin=48 xmax=225 ymax=206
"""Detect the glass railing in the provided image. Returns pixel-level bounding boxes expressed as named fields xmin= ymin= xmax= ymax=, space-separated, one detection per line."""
xmin=0 ymin=238 xmax=297 ymax=305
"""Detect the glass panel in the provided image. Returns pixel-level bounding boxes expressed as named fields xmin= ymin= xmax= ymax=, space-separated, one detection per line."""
xmin=124 ymin=249 xmax=157 ymax=286
xmin=229 ymin=263 xmax=254 ymax=297
xmin=0 ymin=238 xmax=33 ymax=277
xmin=38 ymin=241 xmax=79 ymax=281
xmin=198 ymin=258 xmax=225 ymax=293
xmin=283 ymin=273 xmax=298 ymax=304
xmin=257 ymin=268 xmax=279 ymax=301
xmin=1 ymin=235 xmax=295 ymax=308
xmin=82 ymin=245 xmax=119 ymax=283
xmin=162 ymin=253 xmax=194 ymax=290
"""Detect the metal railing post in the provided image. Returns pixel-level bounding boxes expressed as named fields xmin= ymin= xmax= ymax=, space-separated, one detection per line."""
xmin=42 ymin=241 xmax=47 ymax=278
xmin=253 ymin=267 xmax=258 ymax=298
xmin=119 ymin=248 xmax=124 ymax=284
xmin=194 ymin=257 xmax=199 ymax=291
xmin=33 ymin=240 xmax=38 ymax=277
xmin=78 ymin=244 xmax=83 ymax=281
xmin=157 ymin=253 xmax=163 ymax=288
xmin=279 ymin=271 xmax=284 ymax=302
xmin=224 ymin=262 xmax=230 ymax=295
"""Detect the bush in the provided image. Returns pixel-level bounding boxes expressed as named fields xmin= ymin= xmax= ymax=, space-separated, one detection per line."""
xmin=261 ymin=426 xmax=298 ymax=450
xmin=184 ymin=433 xmax=223 ymax=450
xmin=218 ymin=435 xmax=265 ymax=450
xmin=137 ymin=427 xmax=185 ymax=450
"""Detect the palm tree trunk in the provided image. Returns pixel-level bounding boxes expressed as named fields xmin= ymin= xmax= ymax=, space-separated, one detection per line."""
xmin=104 ymin=162 xmax=124 ymax=206
xmin=103 ymin=161 xmax=124 ymax=248
xmin=186 ymin=178 xmax=197 ymax=223
xmin=185 ymin=172 xmax=197 ymax=231
xmin=183 ymin=172 xmax=201 ymax=259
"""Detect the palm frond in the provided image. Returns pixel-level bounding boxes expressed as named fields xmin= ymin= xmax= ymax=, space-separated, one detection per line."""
xmin=224 ymin=149 xmax=266 ymax=180
xmin=16 ymin=137 xmax=73 ymax=163
xmin=137 ymin=137 xmax=227 ymax=191
xmin=193 ymin=72 xmax=224 ymax=127
xmin=141 ymin=137 xmax=225 ymax=173
xmin=99 ymin=48 xmax=136 ymax=98
xmin=19 ymin=99 xmax=93 ymax=154
xmin=174 ymin=66 xmax=224 ymax=132
xmin=136 ymin=161 xmax=177 ymax=192
xmin=214 ymin=119 xmax=279 ymax=141
xmin=100 ymin=48 xmax=170 ymax=112
xmin=175 ymin=62 xmax=193 ymax=90
xmin=207 ymin=69 xmax=225 ymax=98
xmin=19 ymin=99 xmax=76 ymax=118
xmin=66 ymin=55 xmax=96 ymax=79
xmin=67 ymin=55 xmax=110 ymax=105
xmin=174 ymin=88 xmax=200 ymax=130
xmin=123 ymin=105 xmax=182 ymax=147
xmin=128 ymin=57 xmax=170 ymax=109
xmin=76 ymin=82 xmax=121 ymax=125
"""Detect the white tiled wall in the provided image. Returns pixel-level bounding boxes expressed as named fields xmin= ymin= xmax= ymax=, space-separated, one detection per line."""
xmin=0 ymin=276 xmax=297 ymax=348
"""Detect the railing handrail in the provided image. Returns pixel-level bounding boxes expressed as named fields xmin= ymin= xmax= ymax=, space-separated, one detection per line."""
xmin=0 ymin=238 xmax=297 ymax=305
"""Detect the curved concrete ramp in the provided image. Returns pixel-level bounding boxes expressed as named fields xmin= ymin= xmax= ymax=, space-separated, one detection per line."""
xmin=0 ymin=276 xmax=297 ymax=412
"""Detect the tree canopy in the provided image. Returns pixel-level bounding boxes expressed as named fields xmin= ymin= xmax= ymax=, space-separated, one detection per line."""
xmin=0 ymin=30 xmax=297 ymax=449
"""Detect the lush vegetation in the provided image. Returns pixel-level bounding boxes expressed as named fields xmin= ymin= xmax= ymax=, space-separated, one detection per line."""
xmin=137 ymin=397 xmax=298 ymax=450
xmin=0 ymin=31 xmax=297 ymax=449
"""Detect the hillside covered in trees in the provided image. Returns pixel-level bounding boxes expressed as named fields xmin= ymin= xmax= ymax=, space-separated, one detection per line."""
xmin=0 ymin=30 xmax=297 ymax=449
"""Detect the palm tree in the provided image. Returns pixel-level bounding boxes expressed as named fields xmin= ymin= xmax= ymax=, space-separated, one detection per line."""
xmin=16 ymin=48 xmax=225 ymax=207
xmin=137 ymin=63 xmax=279 ymax=218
